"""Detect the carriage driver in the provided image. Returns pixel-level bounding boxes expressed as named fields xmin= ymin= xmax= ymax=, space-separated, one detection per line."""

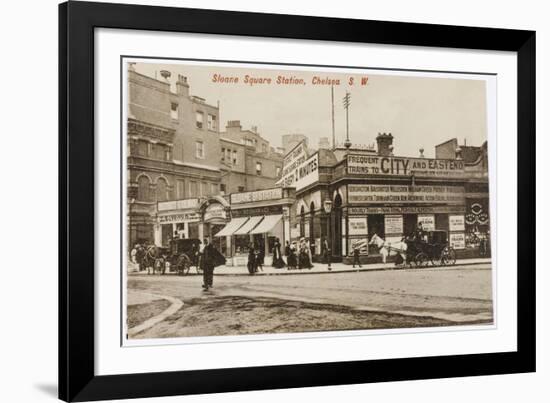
xmin=414 ymin=222 xmax=426 ymax=242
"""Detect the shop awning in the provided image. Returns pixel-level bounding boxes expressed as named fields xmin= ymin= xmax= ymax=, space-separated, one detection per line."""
xmin=214 ymin=217 xmax=249 ymax=237
xmin=233 ymin=216 xmax=264 ymax=235
xmin=249 ymin=215 xmax=282 ymax=234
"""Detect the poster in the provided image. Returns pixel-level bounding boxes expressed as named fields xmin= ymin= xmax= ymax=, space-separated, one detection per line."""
xmin=348 ymin=217 xmax=368 ymax=235
xmin=417 ymin=215 xmax=435 ymax=231
xmin=349 ymin=238 xmax=369 ymax=255
xmin=449 ymin=232 xmax=466 ymax=249
xmin=449 ymin=215 xmax=466 ymax=231
xmin=385 ymin=215 xmax=403 ymax=234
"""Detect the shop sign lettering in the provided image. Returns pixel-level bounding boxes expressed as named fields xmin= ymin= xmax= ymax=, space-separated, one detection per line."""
xmin=231 ymin=188 xmax=283 ymax=204
xmin=348 ymin=206 xmax=465 ymax=215
xmin=158 ymin=212 xmax=200 ymax=223
xmin=279 ymin=153 xmax=319 ymax=191
xmin=348 ymin=184 xmax=465 ymax=204
xmin=204 ymin=204 xmax=226 ymax=221
xmin=347 ymin=154 xmax=465 ymax=178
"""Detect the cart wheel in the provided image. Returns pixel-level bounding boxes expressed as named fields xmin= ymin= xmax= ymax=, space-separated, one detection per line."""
xmin=176 ymin=256 xmax=192 ymax=275
xmin=441 ymin=247 xmax=457 ymax=266
xmin=415 ymin=253 xmax=429 ymax=267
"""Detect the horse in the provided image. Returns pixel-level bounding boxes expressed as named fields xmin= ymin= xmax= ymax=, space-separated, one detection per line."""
xmin=369 ymin=233 xmax=408 ymax=265
xmin=142 ymin=245 xmax=166 ymax=275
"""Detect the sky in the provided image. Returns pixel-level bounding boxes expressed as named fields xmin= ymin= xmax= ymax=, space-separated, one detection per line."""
xmin=133 ymin=61 xmax=488 ymax=158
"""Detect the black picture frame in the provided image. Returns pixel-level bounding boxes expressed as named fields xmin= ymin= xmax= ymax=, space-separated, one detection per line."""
xmin=59 ymin=1 xmax=536 ymax=401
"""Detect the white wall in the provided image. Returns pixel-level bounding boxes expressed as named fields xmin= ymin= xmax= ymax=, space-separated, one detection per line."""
xmin=0 ymin=1 xmax=547 ymax=403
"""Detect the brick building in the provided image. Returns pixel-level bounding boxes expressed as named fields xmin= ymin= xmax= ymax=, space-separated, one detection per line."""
xmin=220 ymin=121 xmax=283 ymax=194
xmin=127 ymin=64 xmax=284 ymax=248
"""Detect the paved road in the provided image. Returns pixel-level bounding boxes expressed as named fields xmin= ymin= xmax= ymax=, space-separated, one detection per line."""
xmin=128 ymin=263 xmax=493 ymax=323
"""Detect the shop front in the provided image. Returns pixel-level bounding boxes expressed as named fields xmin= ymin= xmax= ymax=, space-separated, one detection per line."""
xmin=341 ymin=183 xmax=467 ymax=262
xmin=313 ymin=152 xmax=477 ymax=264
xmin=155 ymin=196 xmax=230 ymax=254
xmin=156 ymin=198 xmax=201 ymax=247
xmin=214 ymin=187 xmax=295 ymax=266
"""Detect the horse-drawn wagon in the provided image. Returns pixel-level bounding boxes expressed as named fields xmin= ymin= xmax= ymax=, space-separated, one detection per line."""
xmin=405 ymin=230 xmax=457 ymax=267
xmin=167 ymin=238 xmax=202 ymax=275
xmin=139 ymin=239 xmax=202 ymax=275
xmin=369 ymin=230 xmax=457 ymax=267
xmin=140 ymin=245 xmax=169 ymax=275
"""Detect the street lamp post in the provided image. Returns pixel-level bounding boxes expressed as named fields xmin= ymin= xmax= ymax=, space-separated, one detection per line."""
xmin=282 ymin=206 xmax=290 ymax=247
xmin=323 ymin=199 xmax=333 ymax=271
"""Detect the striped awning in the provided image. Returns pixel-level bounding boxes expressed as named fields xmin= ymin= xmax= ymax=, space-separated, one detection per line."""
xmin=233 ymin=216 xmax=264 ymax=235
xmin=249 ymin=215 xmax=282 ymax=234
xmin=214 ymin=217 xmax=249 ymax=237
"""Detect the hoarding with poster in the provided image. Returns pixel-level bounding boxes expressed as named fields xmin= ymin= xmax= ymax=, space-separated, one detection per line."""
xmin=385 ymin=215 xmax=403 ymax=234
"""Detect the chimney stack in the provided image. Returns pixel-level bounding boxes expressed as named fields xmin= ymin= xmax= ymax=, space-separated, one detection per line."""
xmin=226 ymin=120 xmax=242 ymax=132
xmin=176 ymin=74 xmax=189 ymax=97
xmin=160 ymin=70 xmax=171 ymax=81
xmin=376 ymin=132 xmax=394 ymax=156
xmin=318 ymin=137 xmax=330 ymax=150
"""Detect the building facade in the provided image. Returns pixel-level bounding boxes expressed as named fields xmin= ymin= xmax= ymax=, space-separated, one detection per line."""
xmin=220 ymin=121 xmax=284 ymax=194
xmin=128 ymin=64 xmax=489 ymax=265
xmin=127 ymin=65 xmax=285 ymax=249
xmin=289 ymin=133 xmax=490 ymax=263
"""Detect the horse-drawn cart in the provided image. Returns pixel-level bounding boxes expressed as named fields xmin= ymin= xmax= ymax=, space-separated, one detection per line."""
xmin=167 ymin=238 xmax=202 ymax=275
xmin=406 ymin=230 xmax=456 ymax=267
xmin=140 ymin=245 xmax=169 ymax=275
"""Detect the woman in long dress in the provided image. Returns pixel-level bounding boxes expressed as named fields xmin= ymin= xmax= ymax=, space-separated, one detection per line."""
xmin=305 ymin=238 xmax=313 ymax=268
xmin=287 ymin=242 xmax=297 ymax=270
xmin=247 ymin=243 xmax=257 ymax=274
xmin=284 ymin=241 xmax=291 ymax=265
xmin=272 ymin=238 xmax=285 ymax=268
xmin=299 ymin=238 xmax=313 ymax=269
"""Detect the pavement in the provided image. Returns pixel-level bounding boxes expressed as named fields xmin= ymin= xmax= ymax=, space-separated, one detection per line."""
xmin=128 ymin=257 xmax=492 ymax=276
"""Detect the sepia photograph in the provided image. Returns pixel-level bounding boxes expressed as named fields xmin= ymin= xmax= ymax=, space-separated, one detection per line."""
xmin=124 ymin=59 xmax=494 ymax=342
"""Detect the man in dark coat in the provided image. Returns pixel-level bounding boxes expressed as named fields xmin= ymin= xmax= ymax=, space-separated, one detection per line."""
xmin=247 ymin=243 xmax=257 ymax=274
xmin=352 ymin=243 xmax=362 ymax=268
xmin=135 ymin=245 xmax=145 ymax=271
xmin=201 ymin=238 xmax=225 ymax=291
xmin=414 ymin=222 xmax=426 ymax=242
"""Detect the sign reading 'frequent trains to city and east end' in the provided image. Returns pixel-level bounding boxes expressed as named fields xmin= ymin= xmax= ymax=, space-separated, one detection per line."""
xmin=347 ymin=154 xmax=465 ymax=178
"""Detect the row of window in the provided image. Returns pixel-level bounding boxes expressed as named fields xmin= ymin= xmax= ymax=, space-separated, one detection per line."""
xmin=176 ymin=179 xmax=220 ymax=199
xmin=169 ymin=103 xmax=217 ymax=131
xmin=135 ymin=140 xmax=171 ymax=161
xmin=196 ymin=111 xmax=217 ymax=130
xmin=137 ymin=176 xmax=171 ymax=202
xmin=134 ymin=139 xmax=282 ymax=178
xmin=220 ymin=147 xmax=281 ymax=177
xmin=221 ymin=147 xmax=238 ymax=165
xmin=240 ymin=138 xmax=268 ymax=154
xmin=136 ymin=175 xmax=226 ymax=202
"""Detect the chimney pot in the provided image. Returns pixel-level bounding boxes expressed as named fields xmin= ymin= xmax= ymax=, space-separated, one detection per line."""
xmin=376 ymin=132 xmax=394 ymax=156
